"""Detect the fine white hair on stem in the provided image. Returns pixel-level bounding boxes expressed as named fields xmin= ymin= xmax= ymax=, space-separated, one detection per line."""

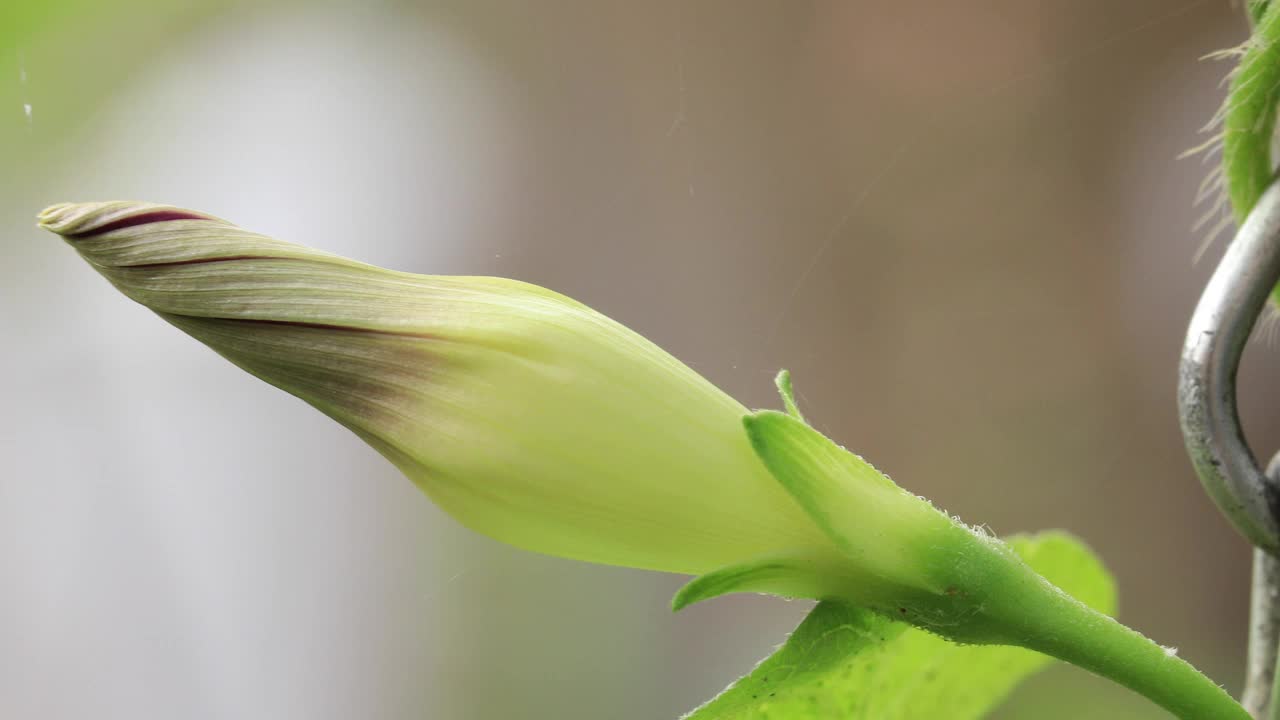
xmin=1183 ymin=39 xmax=1256 ymax=265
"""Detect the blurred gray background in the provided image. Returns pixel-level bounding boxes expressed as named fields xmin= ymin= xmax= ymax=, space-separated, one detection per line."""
xmin=1 ymin=1 xmax=1274 ymax=718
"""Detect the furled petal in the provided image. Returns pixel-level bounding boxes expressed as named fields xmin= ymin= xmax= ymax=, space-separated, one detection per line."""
xmin=39 ymin=201 xmax=838 ymax=577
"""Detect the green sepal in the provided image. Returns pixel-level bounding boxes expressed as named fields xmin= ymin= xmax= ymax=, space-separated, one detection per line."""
xmin=743 ymin=410 xmax=898 ymax=551
xmin=671 ymin=553 xmax=821 ymax=612
xmin=773 ymin=369 xmax=804 ymax=421
xmin=742 ymin=410 xmax=956 ymax=589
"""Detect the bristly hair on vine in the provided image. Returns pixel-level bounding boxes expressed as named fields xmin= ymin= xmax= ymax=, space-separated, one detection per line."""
xmin=1186 ymin=3 xmax=1280 ymax=313
xmin=1183 ymin=42 xmax=1249 ymax=265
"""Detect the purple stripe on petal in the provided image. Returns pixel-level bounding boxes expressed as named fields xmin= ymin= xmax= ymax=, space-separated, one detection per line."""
xmin=122 ymin=255 xmax=280 ymax=269
xmin=66 ymin=210 xmax=213 ymax=238
xmin=235 ymin=317 xmax=442 ymax=341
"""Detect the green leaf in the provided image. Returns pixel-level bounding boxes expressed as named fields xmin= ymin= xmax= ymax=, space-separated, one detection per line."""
xmin=682 ymin=531 xmax=1116 ymax=720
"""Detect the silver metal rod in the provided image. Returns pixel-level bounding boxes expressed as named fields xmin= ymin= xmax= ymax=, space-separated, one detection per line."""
xmin=1243 ymin=547 xmax=1280 ymax=718
xmin=1243 ymin=456 xmax=1280 ymax=718
xmin=1178 ymin=181 xmax=1280 ymax=554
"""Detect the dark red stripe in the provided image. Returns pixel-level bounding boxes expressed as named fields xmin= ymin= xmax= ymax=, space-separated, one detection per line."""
xmin=122 ymin=255 xmax=280 ymax=269
xmin=229 ymin=317 xmax=441 ymax=341
xmin=67 ymin=210 xmax=213 ymax=238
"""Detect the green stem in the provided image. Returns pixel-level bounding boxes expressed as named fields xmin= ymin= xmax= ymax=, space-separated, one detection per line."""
xmin=989 ymin=581 xmax=1250 ymax=720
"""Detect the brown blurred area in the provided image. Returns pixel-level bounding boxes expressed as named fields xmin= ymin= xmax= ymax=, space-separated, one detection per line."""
xmin=1 ymin=1 xmax=1272 ymax=718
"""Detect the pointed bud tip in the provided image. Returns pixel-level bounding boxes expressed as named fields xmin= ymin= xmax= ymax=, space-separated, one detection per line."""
xmin=37 ymin=201 xmax=219 ymax=239
xmin=37 ymin=202 xmax=78 ymax=232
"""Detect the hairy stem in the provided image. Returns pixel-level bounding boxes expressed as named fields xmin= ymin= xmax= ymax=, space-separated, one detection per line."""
xmin=988 ymin=581 xmax=1251 ymax=720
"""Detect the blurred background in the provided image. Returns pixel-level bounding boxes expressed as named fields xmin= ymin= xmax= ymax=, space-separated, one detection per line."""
xmin=0 ymin=1 xmax=1273 ymax=718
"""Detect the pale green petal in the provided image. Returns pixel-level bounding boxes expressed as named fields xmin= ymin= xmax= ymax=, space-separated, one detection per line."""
xmin=40 ymin=201 xmax=834 ymax=575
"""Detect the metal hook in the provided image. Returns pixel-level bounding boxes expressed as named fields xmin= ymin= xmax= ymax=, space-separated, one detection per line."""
xmin=1179 ymin=179 xmax=1280 ymax=718
xmin=1178 ymin=180 xmax=1280 ymax=554
xmin=1243 ymin=533 xmax=1280 ymax=718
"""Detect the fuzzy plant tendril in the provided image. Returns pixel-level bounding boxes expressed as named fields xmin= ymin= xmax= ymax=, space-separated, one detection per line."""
xmin=1223 ymin=4 xmax=1280 ymax=219
xmin=1251 ymin=1 xmax=1272 ymax=27
xmin=1209 ymin=1 xmax=1280 ymax=305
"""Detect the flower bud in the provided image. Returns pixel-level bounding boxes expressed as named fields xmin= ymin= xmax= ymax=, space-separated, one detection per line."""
xmin=34 ymin=202 xmax=1090 ymax=634
xmin=38 ymin=201 xmax=842 ymax=579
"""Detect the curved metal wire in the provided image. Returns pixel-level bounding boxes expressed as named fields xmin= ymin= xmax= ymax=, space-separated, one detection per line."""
xmin=1178 ymin=179 xmax=1280 ymax=717
xmin=1178 ymin=180 xmax=1280 ymax=555
xmin=1245 ymin=523 xmax=1280 ymax=718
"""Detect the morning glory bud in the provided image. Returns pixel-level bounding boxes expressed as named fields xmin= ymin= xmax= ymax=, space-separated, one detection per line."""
xmin=32 ymin=201 xmax=1109 ymax=621
xmin=37 ymin=201 xmax=846 ymax=579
